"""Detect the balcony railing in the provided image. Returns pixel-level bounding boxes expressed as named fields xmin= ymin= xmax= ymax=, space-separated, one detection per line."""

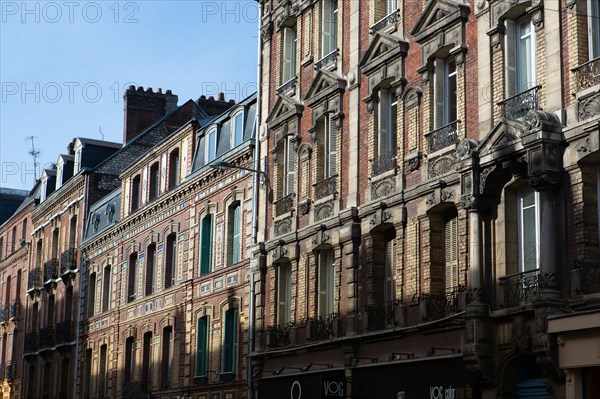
xmin=60 ymin=248 xmax=77 ymax=275
xmin=55 ymin=320 xmax=74 ymax=345
xmin=498 ymin=85 xmax=540 ymax=119
xmin=10 ymin=300 xmax=20 ymax=320
xmin=365 ymin=300 xmax=403 ymax=330
xmin=123 ymin=381 xmax=147 ymax=399
xmin=315 ymin=48 xmax=339 ymax=70
xmin=306 ymin=313 xmax=336 ymax=341
xmin=499 ymin=269 xmax=539 ymax=308
xmin=573 ymin=260 xmax=600 ymax=295
xmin=38 ymin=326 xmax=55 ymax=350
xmin=372 ymin=150 xmax=396 ymax=176
xmin=267 ymin=323 xmax=294 ymax=348
xmin=43 ymin=258 xmax=59 ymax=282
xmin=426 ymin=120 xmax=459 ymax=153
xmin=313 ymin=175 xmax=338 ymax=200
xmin=24 ymin=332 xmax=38 ymax=354
xmin=27 ymin=268 xmax=42 ymax=291
xmin=0 ymin=306 xmax=7 ymax=324
xmin=274 ymin=193 xmax=295 ymax=217
xmin=572 ymin=57 xmax=600 ymax=91
xmin=5 ymin=361 xmax=15 ymax=381
xmin=370 ymin=9 xmax=400 ymax=34
xmin=420 ymin=286 xmax=467 ymax=320
xmin=276 ymin=76 xmax=297 ymax=95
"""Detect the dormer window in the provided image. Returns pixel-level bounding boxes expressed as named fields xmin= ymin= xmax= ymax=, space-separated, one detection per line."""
xmin=149 ymin=162 xmax=159 ymax=201
xmin=232 ymin=112 xmax=244 ymax=147
xmin=206 ymin=128 xmax=217 ymax=163
xmin=40 ymin=177 xmax=47 ymax=202
xmin=74 ymin=148 xmax=81 ymax=173
xmin=56 ymin=162 xmax=63 ymax=190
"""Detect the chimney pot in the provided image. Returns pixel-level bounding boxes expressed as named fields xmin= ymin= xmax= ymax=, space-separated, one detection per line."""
xmin=208 ymin=96 xmax=215 ymax=101
xmin=146 ymin=87 xmax=153 ymax=92
xmin=166 ymin=90 xmax=172 ymax=95
xmin=137 ymin=86 xmax=144 ymax=91
xmin=200 ymin=95 xmax=206 ymax=100
xmin=157 ymin=88 xmax=163 ymax=94
xmin=128 ymin=85 xmax=136 ymax=90
xmin=217 ymin=92 xmax=225 ymax=102
xmin=229 ymin=99 xmax=236 ymax=104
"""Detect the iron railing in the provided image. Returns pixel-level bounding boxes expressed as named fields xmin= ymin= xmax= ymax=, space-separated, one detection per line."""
xmin=5 ymin=361 xmax=15 ymax=381
xmin=38 ymin=326 xmax=55 ymax=350
xmin=27 ymin=268 xmax=42 ymax=290
xmin=572 ymin=57 xmax=600 ymax=91
xmin=314 ymin=175 xmax=338 ymax=200
xmin=43 ymin=258 xmax=59 ymax=282
xmin=122 ymin=381 xmax=147 ymax=399
xmin=9 ymin=300 xmax=20 ymax=320
xmin=24 ymin=332 xmax=37 ymax=354
xmin=267 ymin=323 xmax=294 ymax=347
xmin=426 ymin=120 xmax=459 ymax=153
xmin=306 ymin=313 xmax=336 ymax=341
xmin=315 ymin=48 xmax=339 ymax=70
xmin=420 ymin=286 xmax=467 ymax=320
xmin=274 ymin=193 xmax=295 ymax=217
xmin=276 ymin=76 xmax=297 ymax=95
xmin=372 ymin=150 xmax=396 ymax=176
xmin=499 ymin=269 xmax=539 ymax=307
xmin=498 ymin=85 xmax=540 ymax=119
xmin=365 ymin=300 xmax=402 ymax=330
xmin=0 ymin=306 xmax=7 ymax=324
xmin=60 ymin=248 xmax=77 ymax=275
xmin=55 ymin=320 xmax=74 ymax=345
xmin=370 ymin=9 xmax=400 ymax=34
xmin=574 ymin=260 xmax=600 ymax=295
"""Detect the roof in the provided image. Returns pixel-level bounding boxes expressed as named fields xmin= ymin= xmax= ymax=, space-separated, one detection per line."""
xmin=82 ymin=188 xmax=121 ymax=243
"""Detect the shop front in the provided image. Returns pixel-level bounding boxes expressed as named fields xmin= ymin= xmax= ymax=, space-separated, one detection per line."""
xmin=257 ymin=369 xmax=346 ymax=399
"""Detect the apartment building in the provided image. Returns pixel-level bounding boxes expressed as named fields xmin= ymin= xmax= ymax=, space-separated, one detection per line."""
xmin=253 ymin=0 xmax=600 ymax=398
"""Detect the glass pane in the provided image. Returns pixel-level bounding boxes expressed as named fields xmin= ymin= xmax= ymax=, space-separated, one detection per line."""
xmin=447 ymin=59 xmax=457 ymax=124
xmin=208 ymin=131 xmax=216 ymax=162
xmin=234 ymin=115 xmax=243 ymax=146
xmin=518 ymin=20 xmax=534 ymax=92
xmin=390 ymin=94 xmax=398 ymax=151
xmin=522 ymin=207 xmax=537 ymax=271
xmin=522 ymin=189 xmax=535 ymax=207
xmin=592 ymin=0 xmax=600 ymax=58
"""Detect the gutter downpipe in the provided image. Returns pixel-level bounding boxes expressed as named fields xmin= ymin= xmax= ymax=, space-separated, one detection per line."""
xmin=248 ymin=2 xmax=263 ymax=399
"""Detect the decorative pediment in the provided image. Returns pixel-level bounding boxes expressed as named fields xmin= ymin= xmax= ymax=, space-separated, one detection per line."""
xmin=477 ymin=120 xmax=523 ymax=161
xmin=411 ymin=0 xmax=470 ymax=43
xmin=266 ymin=94 xmax=304 ymax=129
xmin=359 ymin=31 xmax=409 ymax=75
xmin=304 ymin=69 xmax=346 ymax=107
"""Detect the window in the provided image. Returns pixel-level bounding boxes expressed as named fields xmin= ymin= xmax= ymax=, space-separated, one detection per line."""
xmin=43 ymin=362 xmax=52 ymax=398
xmin=222 ymin=308 xmax=238 ymax=377
xmin=149 ymin=162 xmax=159 ymax=201
xmin=0 ymin=237 xmax=3 ymax=260
xmin=161 ymin=326 xmax=172 ymax=389
xmin=21 ymin=219 xmax=27 ymax=241
xmin=5 ymin=276 xmax=10 ymax=310
xmin=164 ymin=233 xmax=176 ymax=289
xmin=589 ymin=0 xmax=600 ymax=59
xmin=322 ymin=0 xmax=338 ymax=57
xmin=65 ymin=286 xmax=73 ymax=321
xmin=444 ymin=212 xmax=459 ymax=294
xmin=518 ymin=188 xmax=540 ymax=272
xmin=200 ymin=215 xmax=214 ymax=276
xmin=169 ymin=149 xmax=180 ymax=190
xmin=128 ymin=253 xmax=138 ymax=303
xmin=124 ymin=337 xmax=135 ymax=383
xmin=47 ymin=294 xmax=55 ymax=327
xmin=277 ymin=263 xmax=292 ymax=326
xmin=434 ymin=57 xmax=457 ymax=129
xmin=195 ymin=316 xmax=209 ymax=379
xmin=206 ymin=128 xmax=217 ymax=163
xmin=505 ymin=17 xmax=536 ymax=96
xmin=386 ymin=0 xmax=398 ymax=14
xmin=36 ymin=239 xmax=42 ymax=269
xmin=282 ymin=136 xmax=296 ymax=196
xmin=233 ymin=112 xmax=244 ymax=147
xmin=83 ymin=349 xmax=92 ymax=399
xmin=282 ymin=27 xmax=297 ymax=84
xmin=376 ymin=89 xmax=398 ymax=172
xmin=318 ymin=249 xmax=335 ymax=317
xmin=142 ymin=331 xmax=152 ymax=385
xmin=131 ymin=175 xmax=141 ymax=212
xmin=102 ymin=265 xmax=111 ymax=312
xmin=60 ymin=358 xmax=70 ymax=399
xmin=228 ymin=203 xmax=241 ymax=266
xmin=146 ymin=244 xmax=156 ymax=296
xmin=11 ymin=226 xmax=16 ymax=253
xmin=87 ymin=273 xmax=96 ymax=317
xmin=69 ymin=216 xmax=77 ymax=248
xmin=98 ymin=344 xmax=107 ymax=397
xmin=317 ymin=116 xmax=337 ymax=181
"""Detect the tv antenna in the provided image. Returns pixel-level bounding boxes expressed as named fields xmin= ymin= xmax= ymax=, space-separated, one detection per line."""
xmin=25 ymin=136 xmax=40 ymax=180
xmin=99 ymin=126 xmax=104 ymax=140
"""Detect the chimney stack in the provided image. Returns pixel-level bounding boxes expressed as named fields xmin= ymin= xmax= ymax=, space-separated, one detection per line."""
xmin=123 ymin=86 xmax=178 ymax=144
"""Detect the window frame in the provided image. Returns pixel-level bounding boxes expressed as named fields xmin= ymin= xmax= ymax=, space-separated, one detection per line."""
xmin=517 ymin=187 xmax=540 ymax=273
xmin=589 ymin=0 xmax=600 ymax=59
xmin=277 ymin=262 xmax=292 ymax=326
xmin=321 ymin=0 xmax=338 ymax=58
xmin=228 ymin=203 xmax=242 ymax=266
xmin=206 ymin=128 xmax=218 ymax=163
xmin=222 ymin=308 xmax=238 ymax=376
xmin=199 ymin=214 xmax=214 ymax=276
xmin=317 ymin=249 xmax=335 ymax=317
xmin=283 ymin=136 xmax=296 ymax=196
xmin=195 ymin=316 xmax=210 ymax=379
xmin=434 ymin=56 xmax=458 ymax=129
xmin=232 ymin=111 xmax=245 ymax=148
xmin=377 ymin=89 xmax=398 ymax=157
xmin=282 ymin=26 xmax=297 ymax=84
xmin=149 ymin=162 xmax=160 ymax=201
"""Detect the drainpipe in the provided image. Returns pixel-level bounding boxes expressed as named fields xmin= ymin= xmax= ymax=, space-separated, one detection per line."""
xmin=248 ymin=2 xmax=263 ymax=399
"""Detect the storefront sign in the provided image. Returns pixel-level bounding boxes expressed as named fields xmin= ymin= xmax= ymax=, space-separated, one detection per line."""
xmin=257 ymin=370 xmax=345 ymax=399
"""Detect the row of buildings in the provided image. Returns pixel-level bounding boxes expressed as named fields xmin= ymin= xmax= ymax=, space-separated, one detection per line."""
xmin=0 ymin=0 xmax=599 ymax=398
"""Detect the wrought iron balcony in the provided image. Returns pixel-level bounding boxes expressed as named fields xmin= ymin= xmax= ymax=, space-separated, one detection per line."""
xmin=370 ymin=9 xmax=400 ymax=34
xmin=5 ymin=361 xmax=15 ymax=381
xmin=55 ymin=320 xmax=74 ymax=345
xmin=43 ymin=258 xmax=59 ymax=282
xmin=426 ymin=120 xmax=459 ymax=153
xmin=573 ymin=260 xmax=600 ymax=295
xmin=306 ymin=313 xmax=336 ymax=341
xmin=276 ymin=76 xmax=297 ymax=95
xmin=0 ymin=306 xmax=7 ymax=324
xmin=365 ymin=300 xmax=403 ymax=330
xmin=372 ymin=150 xmax=396 ymax=176
xmin=274 ymin=193 xmax=295 ymax=217
xmin=24 ymin=332 xmax=38 ymax=354
xmin=572 ymin=57 xmax=600 ymax=91
xmin=420 ymin=285 xmax=467 ymax=320
xmin=313 ymin=175 xmax=338 ymax=200
xmin=315 ymin=48 xmax=339 ymax=70
xmin=498 ymin=85 xmax=540 ymax=119
xmin=123 ymin=381 xmax=147 ymax=399
xmin=38 ymin=326 xmax=55 ymax=350
xmin=0 ymin=365 xmax=4 ymax=381
xmin=499 ymin=269 xmax=539 ymax=308
xmin=9 ymin=300 xmax=20 ymax=320
xmin=60 ymin=248 xmax=77 ymax=275
xmin=267 ymin=323 xmax=294 ymax=348
xmin=27 ymin=268 xmax=42 ymax=291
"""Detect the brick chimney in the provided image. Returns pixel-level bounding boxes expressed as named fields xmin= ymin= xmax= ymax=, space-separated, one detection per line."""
xmin=123 ymin=86 xmax=178 ymax=144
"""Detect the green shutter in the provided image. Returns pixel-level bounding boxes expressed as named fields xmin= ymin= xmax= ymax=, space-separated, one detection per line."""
xmin=223 ymin=309 xmax=238 ymax=374
xmin=196 ymin=317 xmax=208 ymax=377
xmin=200 ymin=216 xmax=213 ymax=276
xmin=232 ymin=205 xmax=241 ymax=264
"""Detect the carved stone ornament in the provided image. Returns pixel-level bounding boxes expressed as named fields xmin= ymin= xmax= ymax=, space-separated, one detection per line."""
xmin=261 ymin=21 xmax=273 ymax=42
xmin=274 ymin=218 xmax=292 ymax=236
xmin=456 ymin=138 xmax=478 ymax=161
xmin=426 ymin=192 xmax=436 ymax=205
xmin=537 ymin=272 xmax=558 ymax=289
xmin=407 ymin=156 xmax=421 ymax=171
xmin=314 ymin=201 xmax=334 ymax=222
xmin=576 ymin=137 xmax=591 ymax=153
xmin=578 ymin=92 xmax=600 ymax=121
xmin=524 ymin=110 xmax=541 ymax=131
xmin=312 ymin=228 xmax=331 ymax=246
xmin=272 ymin=243 xmax=288 ymax=261
xmin=299 ymin=198 xmax=311 ymax=215
xmin=441 ymin=188 xmax=454 ymax=202
xmin=428 ymin=154 xmax=456 ymax=179
xmin=371 ymin=176 xmax=396 ymax=200
xmin=479 ymin=166 xmax=495 ymax=194
xmin=370 ymin=206 xmax=392 ymax=228
xmin=529 ymin=172 xmax=562 ymax=190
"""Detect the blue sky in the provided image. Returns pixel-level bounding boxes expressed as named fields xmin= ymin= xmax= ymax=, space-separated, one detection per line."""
xmin=0 ymin=0 xmax=258 ymax=190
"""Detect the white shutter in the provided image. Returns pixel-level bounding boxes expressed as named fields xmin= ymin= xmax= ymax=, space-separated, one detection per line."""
xmin=434 ymin=59 xmax=446 ymax=129
xmin=505 ymin=19 xmax=517 ymax=97
xmin=322 ymin=0 xmax=332 ymax=56
xmin=286 ymin=138 xmax=295 ymax=195
xmin=384 ymin=236 xmax=396 ymax=306
xmin=327 ymin=117 xmax=337 ymax=177
xmin=445 ymin=217 xmax=458 ymax=293
xmin=282 ymin=28 xmax=296 ymax=83
xmin=378 ymin=90 xmax=389 ymax=156
xmin=387 ymin=0 xmax=398 ymax=14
